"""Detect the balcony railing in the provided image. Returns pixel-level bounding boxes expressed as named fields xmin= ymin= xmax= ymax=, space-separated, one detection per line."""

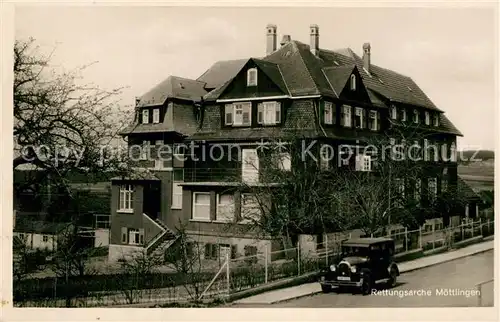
xmin=184 ymin=167 xmax=243 ymax=183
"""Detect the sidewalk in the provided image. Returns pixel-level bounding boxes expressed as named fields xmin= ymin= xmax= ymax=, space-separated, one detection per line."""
xmin=233 ymin=239 xmax=494 ymax=304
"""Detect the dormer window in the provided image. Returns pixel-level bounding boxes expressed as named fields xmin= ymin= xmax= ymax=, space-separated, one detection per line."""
xmin=413 ymin=109 xmax=419 ymax=124
xmin=247 ymin=68 xmax=258 ymax=87
xmin=153 ymin=108 xmax=160 ymax=123
xmin=368 ymin=110 xmax=379 ymax=131
xmin=350 ymin=75 xmax=356 ymax=91
xmin=434 ymin=114 xmax=440 ymax=127
xmin=354 ymin=107 xmax=364 ymax=129
xmin=324 ymin=102 xmax=333 ymax=125
xmin=142 ymin=109 xmax=149 ymax=124
xmin=401 ymin=109 xmax=407 ymax=122
xmin=391 ymin=105 xmax=397 ymax=120
xmin=425 ymin=111 xmax=430 ymax=125
xmin=257 ymin=101 xmax=281 ymax=125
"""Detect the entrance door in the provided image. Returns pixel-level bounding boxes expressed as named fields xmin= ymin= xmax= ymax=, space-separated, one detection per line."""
xmin=219 ymin=244 xmax=231 ymax=262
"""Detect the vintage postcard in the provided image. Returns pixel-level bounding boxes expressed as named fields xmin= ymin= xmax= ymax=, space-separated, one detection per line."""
xmin=1 ymin=1 xmax=498 ymax=321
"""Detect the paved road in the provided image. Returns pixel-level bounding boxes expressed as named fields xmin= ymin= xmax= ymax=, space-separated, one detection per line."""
xmin=232 ymin=250 xmax=494 ymax=307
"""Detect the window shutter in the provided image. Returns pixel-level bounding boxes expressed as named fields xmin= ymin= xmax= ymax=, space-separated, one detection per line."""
xmin=121 ymin=227 xmax=127 ymax=244
xmin=275 ymin=102 xmax=281 ymax=123
xmin=376 ymin=111 xmax=381 ymax=130
xmin=139 ymin=229 xmax=144 ymax=245
xmin=231 ymin=245 xmax=237 ymax=259
xmin=225 ymin=104 xmax=233 ymax=125
xmin=257 ymin=103 xmax=263 ymax=124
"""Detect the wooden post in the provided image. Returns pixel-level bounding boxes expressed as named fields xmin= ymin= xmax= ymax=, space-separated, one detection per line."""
xmin=297 ymin=244 xmax=301 ymax=276
xmin=432 ymin=224 xmax=435 ymax=250
xmin=264 ymin=246 xmax=268 ymax=284
xmin=405 ymin=227 xmax=408 ymax=252
xmin=479 ymin=218 xmax=482 ymax=236
xmin=461 ymin=222 xmax=464 ymax=241
xmin=226 ymin=253 xmax=230 ymax=296
xmin=419 ymin=226 xmax=422 ymax=249
xmin=325 ymin=234 xmax=329 ymax=266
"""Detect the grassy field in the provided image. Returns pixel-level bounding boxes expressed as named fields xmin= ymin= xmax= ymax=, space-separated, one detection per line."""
xmin=458 ymin=160 xmax=494 ymax=192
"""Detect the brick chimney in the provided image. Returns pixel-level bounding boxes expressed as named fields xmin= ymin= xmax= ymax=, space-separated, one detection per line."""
xmin=266 ymin=24 xmax=277 ymax=55
xmin=362 ymin=43 xmax=371 ymax=74
xmin=280 ymin=35 xmax=291 ymax=47
xmin=310 ymin=24 xmax=319 ymax=56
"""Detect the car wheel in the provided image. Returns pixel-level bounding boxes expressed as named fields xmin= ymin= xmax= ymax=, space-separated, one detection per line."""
xmin=361 ymin=275 xmax=372 ymax=295
xmin=388 ymin=269 xmax=397 ymax=288
xmin=321 ymin=284 xmax=332 ymax=293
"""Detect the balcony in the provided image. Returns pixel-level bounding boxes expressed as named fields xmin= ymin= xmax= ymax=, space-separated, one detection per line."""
xmin=184 ymin=167 xmax=242 ymax=183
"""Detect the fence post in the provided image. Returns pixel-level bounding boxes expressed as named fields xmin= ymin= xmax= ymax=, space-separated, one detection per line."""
xmin=325 ymin=234 xmax=329 ymax=267
xmin=432 ymin=224 xmax=435 ymax=250
xmin=461 ymin=222 xmax=464 ymax=241
xmin=226 ymin=253 xmax=230 ymax=296
xmin=476 ymin=284 xmax=482 ymax=306
xmin=479 ymin=218 xmax=482 ymax=236
xmin=405 ymin=227 xmax=408 ymax=252
xmin=487 ymin=218 xmax=490 ymax=235
xmin=264 ymin=246 xmax=268 ymax=284
xmin=297 ymin=243 xmax=301 ymax=276
xmin=419 ymin=226 xmax=422 ymax=249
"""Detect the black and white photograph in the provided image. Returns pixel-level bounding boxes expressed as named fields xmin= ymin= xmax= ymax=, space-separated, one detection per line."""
xmin=2 ymin=1 xmax=498 ymax=318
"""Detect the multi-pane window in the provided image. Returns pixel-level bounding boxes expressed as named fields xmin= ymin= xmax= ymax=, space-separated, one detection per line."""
xmin=247 ymin=68 xmax=258 ymax=86
xmin=401 ymin=109 xmax=407 ymax=122
xmin=413 ymin=109 xmax=419 ymax=124
xmin=140 ymin=140 xmax=149 ymax=160
xmin=368 ymin=110 xmax=378 ymax=131
xmin=395 ymin=178 xmax=405 ymax=207
xmin=350 ymin=74 xmax=356 ymax=90
xmin=119 ymin=185 xmax=134 ymax=211
xmin=193 ymin=192 xmax=211 ymax=221
xmin=342 ymin=105 xmax=352 ymax=127
xmin=425 ymin=111 xmax=430 ymax=125
xmin=142 ymin=109 xmax=149 ymax=124
xmin=153 ymin=108 xmax=160 ymax=123
xmin=42 ymin=235 xmax=49 ymax=242
xmin=355 ymin=155 xmax=371 ymax=171
xmin=354 ymin=107 xmax=364 ymax=129
xmin=128 ymin=228 xmax=144 ymax=245
xmin=450 ymin=142 xmax=457 ymax=162
xmin=172 ymin=169 xmax=184 ymax=209
xmin=257 ymin=101 xmax=281 ymax=125
xmin=216 ymin=193 xmax=235 ymax=222
xmin=324 ymin=102 xmax=333 ymax=124
xmin=414 ymin=179 xmax=422 ymax=202
xmin=391 ymin=105 xmax=397 ymax=120
xmin=225 ymin=103 xmax=251 ymax=126
xmin=241 ymin=194 xmax=261 ymax=223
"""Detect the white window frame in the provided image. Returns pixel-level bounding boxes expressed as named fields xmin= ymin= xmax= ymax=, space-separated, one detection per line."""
xmin=425 ymin=111 xmax=430 ymax=125
xmin=140 ymin=140 xmax=149 ymax=160
xmin=172 ymin=169 xmax=184 ymax=209
xmin=355 ymin=107 xmax=364 ymax=129
xmin=142 ymin=109 xmax=149 ymax=124
xmin=241 ymin=193 xmax=261 ymax=224
xmin=128 ymin=229 xmax=140 ymax=245
xmin=216 ymin=193 xmax=235 ymax=222
xmin=350 ymin=74 xmax=356 ymax=90
xmin=42 ymin=235 xmax=49 ymax=243
xmin=320 ymin=144 xmax=330 ymax=170
xmin=324 ymin=102 xmax=333 ymax=125
xmin=153 ymin=108 xmax=160 ymax=123
xmin=391 ymin=106 xmax=397 ymax=120
xmin=192 ymin=192 xmax=211 ymax=221
xmin=247 ymin=68 xmax=258 ymax=86
xmin=402 ymin=109 xmax=407 ymax=122
xmin=258 ymin=101 xmax=281 ymax=125
xmin=450 ymin=142 xmax=457 ymax=162
xmin=356 ymin=154 xmax=371 ymax=171
xmin=342 ymin=105 xmax=352 ymax=127
xmin=232 ymin=102 xmax=252 ymax=126
xmin=242 ymin=148 xmax=259 ymax=183
xmin=119 ymin=184 xmax=134 ymax=212
xmin=413 ymin=109 xmax=419 ymax=124
xmin=368 ymin=110 xmax=377 ymax=131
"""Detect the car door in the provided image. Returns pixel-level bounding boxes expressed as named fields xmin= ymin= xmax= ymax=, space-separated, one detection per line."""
xmin=369 ymin=244 xmax=383 ymax=280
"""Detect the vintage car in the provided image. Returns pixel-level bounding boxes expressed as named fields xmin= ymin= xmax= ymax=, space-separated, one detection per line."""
xmin=319 ymin=237 xmax=400 ymax=295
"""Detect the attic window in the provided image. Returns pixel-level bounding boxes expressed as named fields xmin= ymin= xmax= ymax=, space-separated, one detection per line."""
xmin=434 ymin=114 xmax=440 ymax=127
xmin=390 ymin=105 xmax=397 ymax=120
xmin=350 ymin=75 xmax=356 ymax=91
xmin=407 ymin=86 xmax=413 ymax=92
xmin=378 ymin=78 xmax=384 ymax=84
xmin=142 ymin=109 xmax=149 ymax=124
xmin=247 ymin=68 xmax=258 ymax=87
xmin=179 ymin=83 xmax=185 ymax=89
xmin=333 ymin=61 xmax=339 ymax=66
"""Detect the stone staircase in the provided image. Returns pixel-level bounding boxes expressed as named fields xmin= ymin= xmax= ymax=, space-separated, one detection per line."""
xmin=145 ymin=217 xmax=178 ymax=259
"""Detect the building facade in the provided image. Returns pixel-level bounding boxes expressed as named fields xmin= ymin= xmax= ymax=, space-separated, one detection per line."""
xmin=108 ymin=24 xmax=464 ymax=262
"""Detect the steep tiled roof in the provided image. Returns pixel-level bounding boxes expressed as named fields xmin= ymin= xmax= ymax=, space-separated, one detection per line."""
xmin=319 ymin=48 xmax=442 ymax=111
xmin=322 ymin=65 xmax=355 ymax=96
xmin=197 ymin=59 xmax=249 ymax=89
xmin=439 ymin=114 xmax=463 ymax=136
xmin=457 ymin=176 xmax=481 ymax=200
xmin=137 ymin=76 xmax=207 ymax=107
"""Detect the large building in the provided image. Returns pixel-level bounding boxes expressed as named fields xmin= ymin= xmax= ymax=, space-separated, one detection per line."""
xmin=108 ymin=24 xmax=464 ymax=262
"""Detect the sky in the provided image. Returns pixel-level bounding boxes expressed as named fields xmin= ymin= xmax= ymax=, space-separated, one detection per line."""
xmin=15 ymin=6 xmax=497 ymax=150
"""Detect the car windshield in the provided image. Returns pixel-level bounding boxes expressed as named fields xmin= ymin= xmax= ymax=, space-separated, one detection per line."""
xmin=341 ymin=245 xmax=370 ymax=257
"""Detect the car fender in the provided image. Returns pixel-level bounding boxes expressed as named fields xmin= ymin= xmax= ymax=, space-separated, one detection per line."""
xmin=388 ymin=262 xmax=399 ymax=276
